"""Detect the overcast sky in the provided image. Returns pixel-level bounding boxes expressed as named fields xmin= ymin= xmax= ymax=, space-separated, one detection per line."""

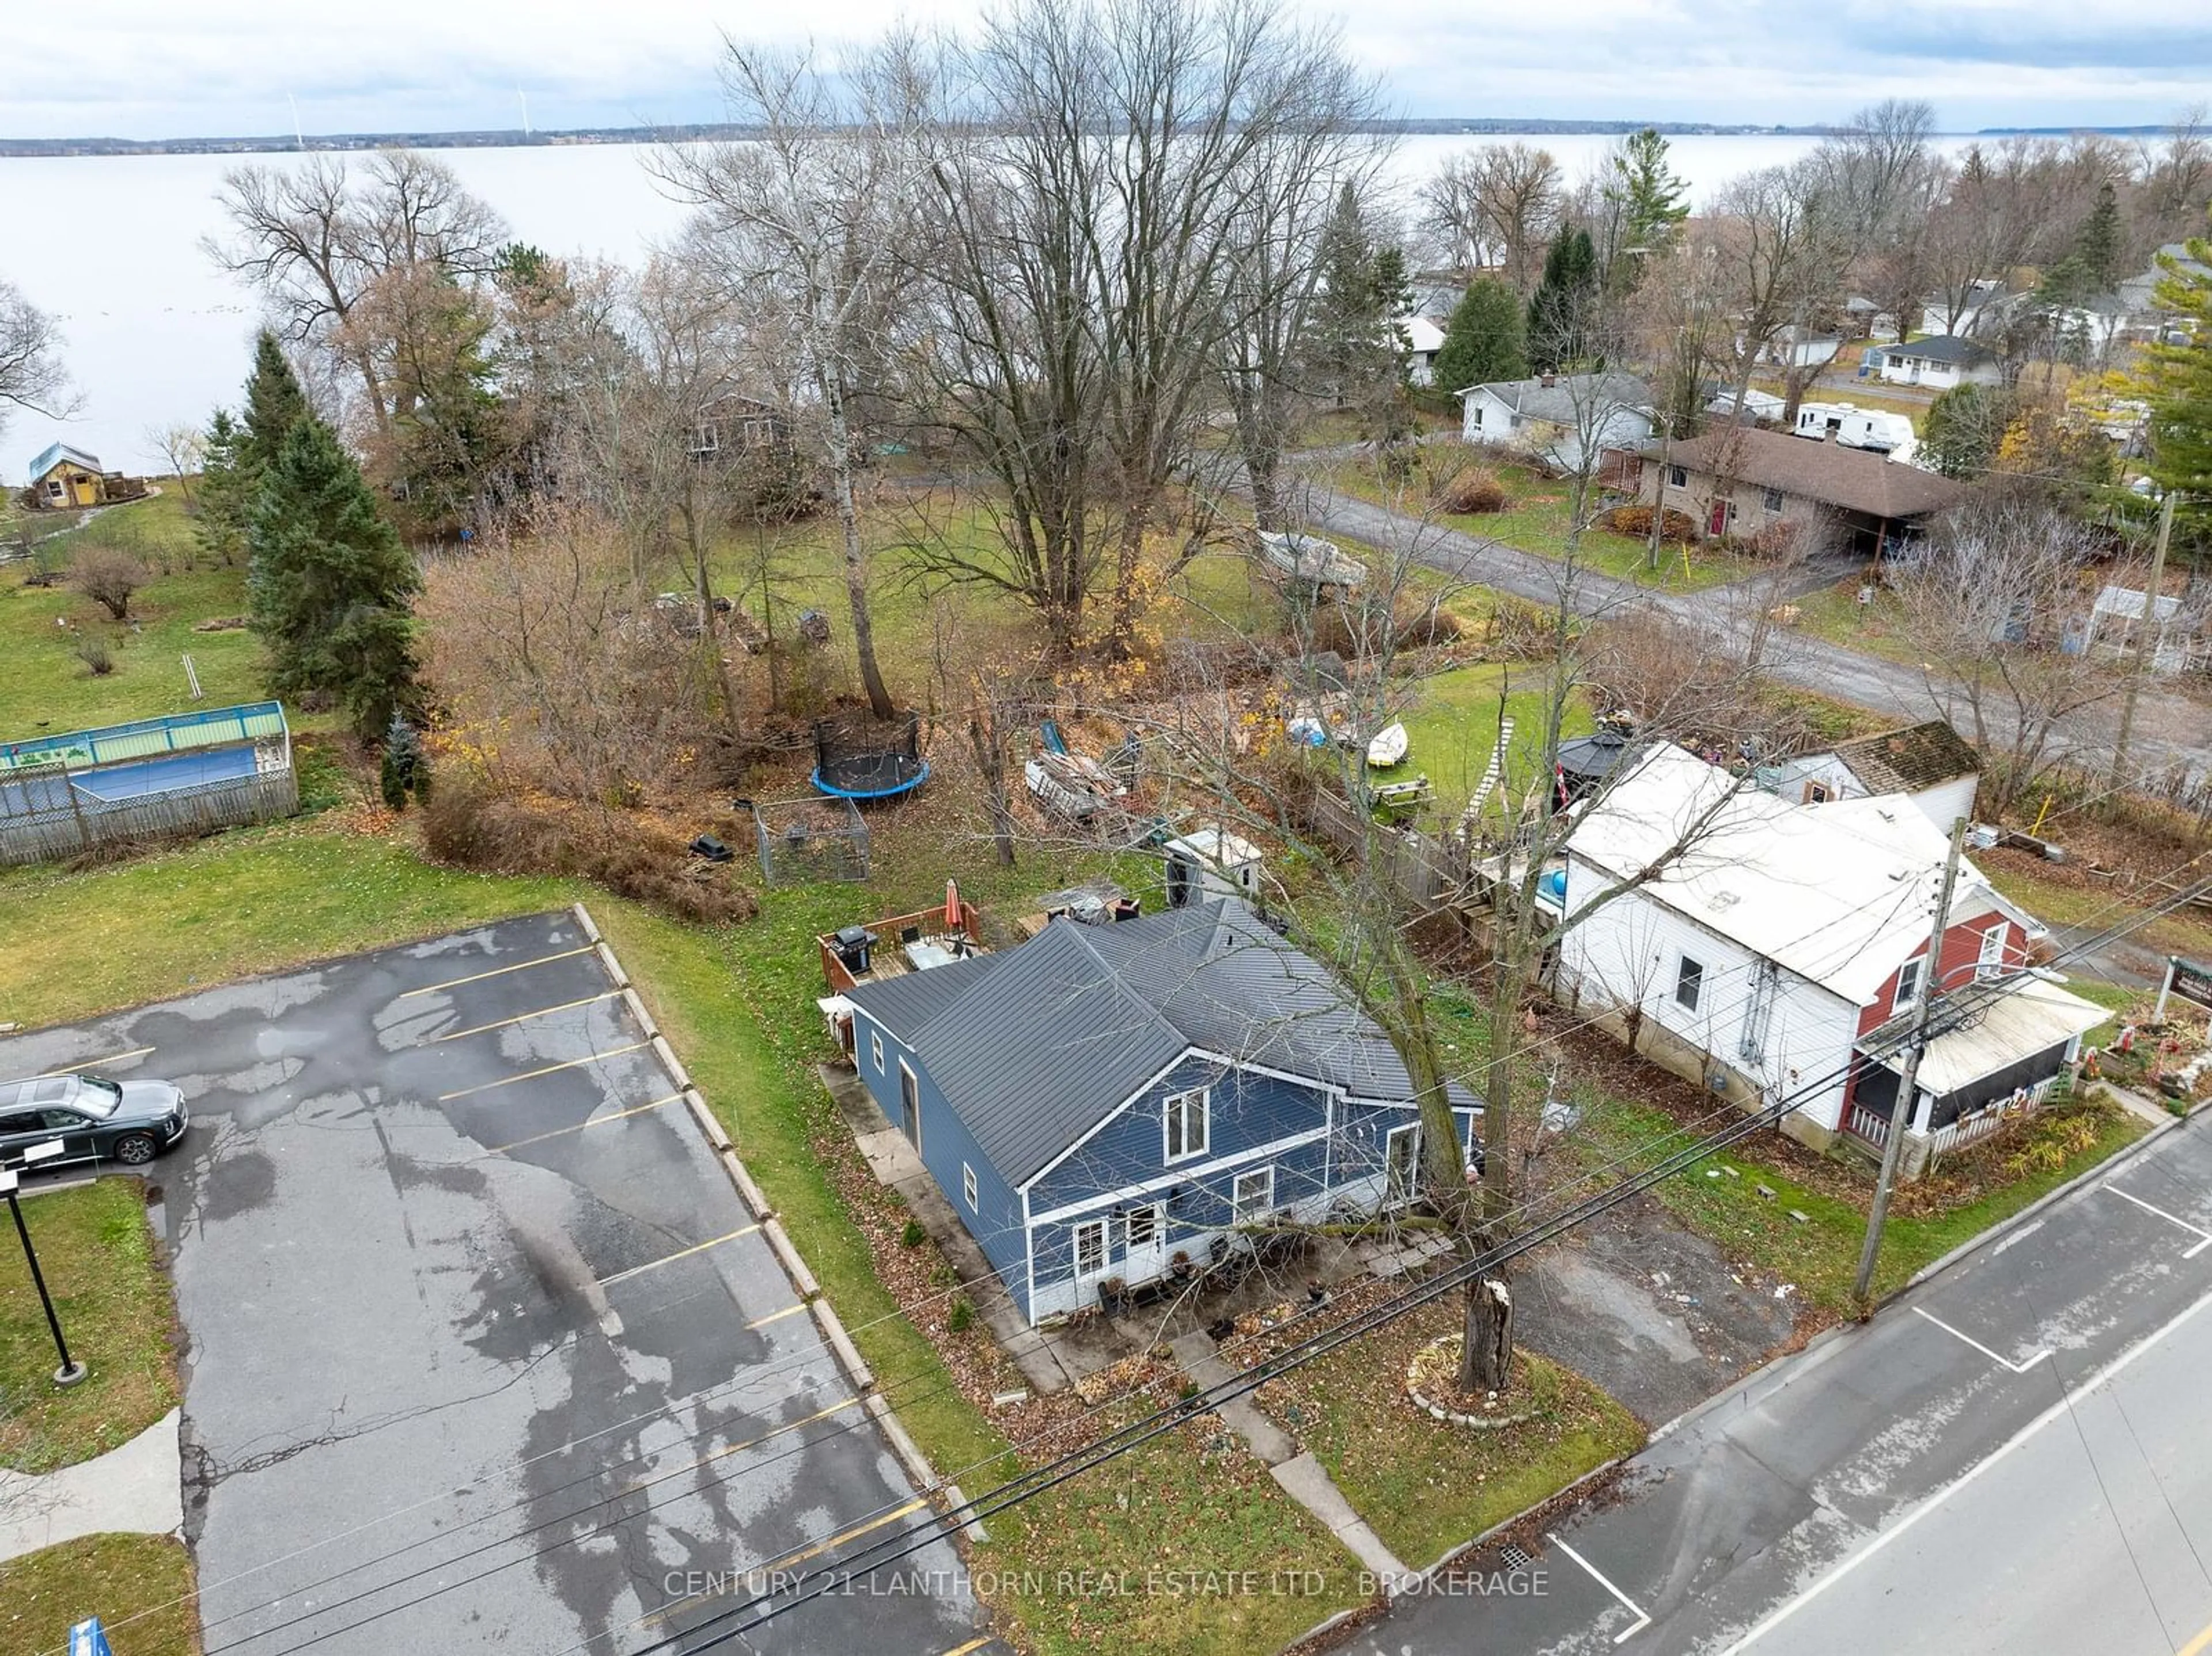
xmin=10 ymin=0 xmax=2210 ymax=139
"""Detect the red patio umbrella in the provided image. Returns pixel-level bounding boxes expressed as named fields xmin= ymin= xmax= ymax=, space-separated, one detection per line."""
xmin=944 ymin=877 xmax=962 ymax=934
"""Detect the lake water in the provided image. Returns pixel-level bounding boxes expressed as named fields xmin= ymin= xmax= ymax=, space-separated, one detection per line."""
xmin=0 ymin=132 xmax=1990 ymax=476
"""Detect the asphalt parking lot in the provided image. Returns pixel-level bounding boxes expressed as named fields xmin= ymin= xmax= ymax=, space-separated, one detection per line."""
xmin=0 ymin=910 xmax=994 ymax=1656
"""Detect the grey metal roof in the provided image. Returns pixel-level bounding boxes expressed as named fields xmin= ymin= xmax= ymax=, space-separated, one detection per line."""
xmin=862 ymin=904 xmax=1480 ymax=1188
xmin=844 ymin=950 xmax=1006 ymax=1031
xmin=28 ymin=442 xmax=101 ymax=481
xmin=1459 ymin=372 xmax=1653 ymax=423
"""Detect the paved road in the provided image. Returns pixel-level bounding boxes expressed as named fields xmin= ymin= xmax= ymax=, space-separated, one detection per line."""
xmin=1296 ymin=488 xmax=2211 ymax=789
xmin=0 ymin=913 xmax=993 ymax=1656
xmin=1336 ymin=1113 xmax=2212 ymax=1655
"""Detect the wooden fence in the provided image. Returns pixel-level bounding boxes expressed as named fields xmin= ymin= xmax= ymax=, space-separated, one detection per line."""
xmin=0 ymin=764 xmax=298 ymax=867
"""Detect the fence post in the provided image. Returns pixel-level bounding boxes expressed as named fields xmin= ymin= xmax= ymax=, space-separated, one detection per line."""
xmin=56 ymin=757 xmax=93 ymax=856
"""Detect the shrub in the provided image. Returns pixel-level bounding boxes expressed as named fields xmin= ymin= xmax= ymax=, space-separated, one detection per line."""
xmin=1744 ymin=519 xmax=1801 ymax=559
xmin=946 ymin=1297 xmax=975 ymax=1333
xmin=1307 ymin=592 xmax=1469 ymax=660
xmin=379 ymin=752 xmax=408 ymax=812
xmin=1596 ymin=503 xmax=1698 ymax=543
xmin=68 ymin=545 xmax=150 ymax=620
xmin=900 ymin=1218 xmax=926 ymax=1248
xmin=72 ymin=632 xmax=116 ymax=676
xmin=1432 ymin=468 xmax=1508 ymax=514
xmin=419 ymin=770 xmax=759 ymax=925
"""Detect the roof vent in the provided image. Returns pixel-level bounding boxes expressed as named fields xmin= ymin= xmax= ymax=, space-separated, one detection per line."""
xmin=1707 ymin=891 xmax=1741 ymax=911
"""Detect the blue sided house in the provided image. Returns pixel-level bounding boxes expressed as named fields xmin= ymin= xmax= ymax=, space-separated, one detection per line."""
xmin=843 ymin=901 xmax=1482 ymax=1324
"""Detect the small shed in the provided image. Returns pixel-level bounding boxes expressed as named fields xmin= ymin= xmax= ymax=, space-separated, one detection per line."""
xmin=27 ymin=443 xmax=107 ymax=509
xmin=2088 ymin=585 xmax=2207 ymax=676
xmin=1162 ymin=827 xmax=1263 ymax=910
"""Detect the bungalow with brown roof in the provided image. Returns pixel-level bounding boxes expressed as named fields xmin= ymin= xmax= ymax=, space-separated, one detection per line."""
xmin=1642 ymin=426 xmax=1968 ymax=558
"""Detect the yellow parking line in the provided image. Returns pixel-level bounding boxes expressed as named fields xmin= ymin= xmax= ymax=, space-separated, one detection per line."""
xmin=478 ymin=1093 xmax=682 ymax=1156
xmin=626 ymin=1396 xmax=862 ymax=1492
xmin=747 ymin=1303 xmax=809 ymax=1332
xmin=55 ymin=1046 xmax=155 ymax=1072
xmin=597 ymin=1224 xmax=761 ymax=1287
xmin=399 ymin=945 xmax=596 ymax=999
xmin=940 ymin=1639 xmax=994 ymax=1656
xmin=2180 ymin=1615 xmax=2212 ymax=1656
xmin=435 ymin=1041 xmax=649 ymax=1102
xmin=429 ymin=990 xmax=621 ymax=1044
xmin=778 ymin=1499 xmax=930 ymax=1571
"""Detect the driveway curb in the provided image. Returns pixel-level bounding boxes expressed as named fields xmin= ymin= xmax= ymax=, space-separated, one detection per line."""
xmin=574 ymin=904 xmax=977 ymax=1543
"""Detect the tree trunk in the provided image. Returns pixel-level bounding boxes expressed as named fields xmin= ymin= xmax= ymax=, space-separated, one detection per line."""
xmin=824 ymin=377 xmax=895 ymax=721
xmin=967 ymin=708 xmax=1017 ymax=867
xmin=1109 ymin=510 xmax=1146 ymax=661
xmin=679 ymin=497 xmax=742 ymax=738
xmin=1459 ymin=1276 xmax=1513 ymax=1393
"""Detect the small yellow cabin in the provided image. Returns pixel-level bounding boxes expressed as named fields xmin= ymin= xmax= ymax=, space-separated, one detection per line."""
xmin=28 ymin=443 xmax=107 ymax=509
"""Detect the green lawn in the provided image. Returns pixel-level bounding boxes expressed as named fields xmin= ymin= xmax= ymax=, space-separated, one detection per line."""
xmin=0 ymin=827 xmax=585 ymax=1029
xmin=1305 ymin=452 xmax=1744 ymax=593
xmin=0 ymin=1534 xmax=199 ymax=1656
xmin=1983 ymin=860 xmax=2212 ymax=968
xmin=1393 ymin=663 xmax=1593 ymax=821
xmin=1573 ymin=1092 xmax=2147 ymax=1313
xmin=1260 ymin=1306 xmax=1643 ymax=1570
xmin=1786 ymin=576 xmax=1925 ymax=665
xmin=0 ymin=493 xmax=264 ymax=738
xmin=0 ymin=1180 xmax=179 ymax=1473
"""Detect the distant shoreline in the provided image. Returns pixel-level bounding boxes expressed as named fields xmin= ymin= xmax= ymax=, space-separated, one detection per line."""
xmin=0 ymin=119 xmax=2183 ymax=160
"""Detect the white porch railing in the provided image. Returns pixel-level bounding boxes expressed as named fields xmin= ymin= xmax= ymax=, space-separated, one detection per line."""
xmin=1847 ymin=1077 xmax=2060 ymax=1158
xmin=1847 ymin=1102 xmax=1892 ymax=1148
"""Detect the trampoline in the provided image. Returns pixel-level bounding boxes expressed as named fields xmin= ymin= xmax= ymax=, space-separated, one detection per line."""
xmin=810 ymin=711 xmax=930 ymax=802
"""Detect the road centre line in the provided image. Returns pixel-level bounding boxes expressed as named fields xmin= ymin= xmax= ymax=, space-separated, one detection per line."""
xmin=597 ymin=1225 xmax=762 ymax=1287
xmin=429 ymin=990 xmax=622 ymax=1044
xmin=399 ymin=944 xmax=596 ymax=998
xmin=477 ymin=1093 xmax=683 ymax=1156
xmin=2105 ymin=1184 xmax=2212 ymax=1258
xmin=435 ymin=1041 xmax=649 ymax=1102
xmin=55 ymin=1045 xmax=156 ymax=1071
xmin=1724 ymin=1284 xmax=2212 ymax=1652
xmin=1911 ymin=1306 xmax=2052 ymax=1374
xmin=1548 ymin=1531 xmax=1652 ymax=1644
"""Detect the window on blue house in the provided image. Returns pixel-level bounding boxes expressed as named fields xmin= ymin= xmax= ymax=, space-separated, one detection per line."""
xmin=870 ymin=1030 xmax=884 ymax=1074
xmin=962 ymin=1162 xmax=979 ymax=1212
xmin=1232 ymin=1166 xmax=1274 ymax=1224
xmin=1164 ymin=1089 xmax=1210 ymax=1163
xmin=1126 ymin=1204 xmax=1161 ymax=1250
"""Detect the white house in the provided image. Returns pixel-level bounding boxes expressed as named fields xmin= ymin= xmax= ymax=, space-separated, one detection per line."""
xmin=2119 ymin=244 xmax=2212 ymax=321
xmin=1399 ymin=315 xmax=1447 ymax=388
xmin=1556 ymin=745 xmax=2104 ymax=1177
xmin=1758 ymin=719 xmax=1980 ymax=831
xmin=1918 ymin=278 xmax=2025 ymax=340
xmin=1874 ymin=335 xmax=2002 ymax=391
xmin=1457 ymin=372 xmax=1654 ymax=474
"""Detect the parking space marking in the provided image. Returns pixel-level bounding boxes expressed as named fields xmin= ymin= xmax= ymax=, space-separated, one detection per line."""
xmin=428 ymin=990 xmax=622 ymax=1045
xmin=2104 ymin=1185 xmax=2212 ymax=1258
xmin=597 ymin=1224 xmax=762 ymax=1287
xmin=1912 ymin=1306 xmax=2052 ymax=1373
xmin=399 ymin=944 xmax=596 ymax=998
xmin=778 ymin=1497 xmax=931 ymax=1571
xmin=625 ymin=1396 xmax=863 ymax=1492
xmin=940 ymin=1639 xmax=994 ymax=1655
xmin=747 ymin=1303 xmax=809 ymax=1332
xmin=55 ymin=1045 xmax=156 ymax=1071
xmin=477 ymin=1092 xmax=683 ymax=1156
xmin=435 ymin=1040 xmax=649 ymax=1102
xmin=1548 ymin=1531 xmax=1652 ymax=1644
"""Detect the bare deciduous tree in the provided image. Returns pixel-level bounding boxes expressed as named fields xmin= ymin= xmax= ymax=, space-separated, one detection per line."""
xmin=1422 ymin=144 xmax=1562 ymax=295
xmin=0 ymin=278 xmax=73 ymax=434
xmin=69 ymin=544 xmax=149 ymax=620
xmin=206 ymin=150 xmax=508 ymax=440
xmin=655 ymin=40 xmax=933 ymax=721
xmin=145 ymin=421 xmax=206 ymax=503
xmin=1892 ymin=499 xmax=2126 ymax=815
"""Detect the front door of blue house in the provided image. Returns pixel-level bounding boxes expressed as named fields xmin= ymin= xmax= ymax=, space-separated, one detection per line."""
xmin=898 ymin=1059 xmax=921 ymax=1150
xmin=1072 ymin=1218 xmax=1110 ymax=1298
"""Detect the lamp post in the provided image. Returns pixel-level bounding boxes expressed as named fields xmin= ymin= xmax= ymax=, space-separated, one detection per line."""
xmin=3 ymin=1140 xmax=88 ymax=1387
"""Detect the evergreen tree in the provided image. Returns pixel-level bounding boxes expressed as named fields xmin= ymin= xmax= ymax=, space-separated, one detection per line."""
xmin=1309 ymin=184 xmax=1411 ymax=404
xmin=1604 ymin=128 xmax=1690 ymax=275
xmin=1525 ymin=228 xmax=1600 ymax=374
xmin=2138 ymin=218 xmax=2212 ymax=552
xmin=1431 ymin=277 xmax=1528 ymax=393
xmin=2073 ymin=181 xmax=2123 ymax=295
xmin=241 ymin=331 xmax=310 ymax=476
xmin=248 ymin=416 xmax=421 ymax=740
xmin=1920 ymin=383 xmax=2013 ymax=479
xmin=193 ymin=408 xmax=253 ymax=567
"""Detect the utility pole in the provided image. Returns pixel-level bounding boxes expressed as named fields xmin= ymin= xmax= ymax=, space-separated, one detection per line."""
xmin=1855 ymin=813 xmax=1969 ymax=1304
xmin=2107 ymin=487 xmax=2177 ymax=799
xmin=2 ymin=1154 xmax=88 ymax=1386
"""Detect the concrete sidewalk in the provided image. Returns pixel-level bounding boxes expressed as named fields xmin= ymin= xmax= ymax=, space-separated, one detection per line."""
xmin=0 ymin=1408 xmax=182 ymax=1562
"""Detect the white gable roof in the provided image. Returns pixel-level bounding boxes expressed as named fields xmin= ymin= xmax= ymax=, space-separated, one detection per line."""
xmin=1567 ymin=745 xmax=2003 ymax=1007
xmin=1399 ymin=315 xmax=1446 ymax=355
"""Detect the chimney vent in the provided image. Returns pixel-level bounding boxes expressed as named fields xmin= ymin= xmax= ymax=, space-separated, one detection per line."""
xmin=1540 ymin=374 xmax=1557 ymax=388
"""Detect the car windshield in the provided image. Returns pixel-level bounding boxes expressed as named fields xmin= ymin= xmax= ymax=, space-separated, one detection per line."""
xmin=74 ymin=1076 xmax=123 ymax=1119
